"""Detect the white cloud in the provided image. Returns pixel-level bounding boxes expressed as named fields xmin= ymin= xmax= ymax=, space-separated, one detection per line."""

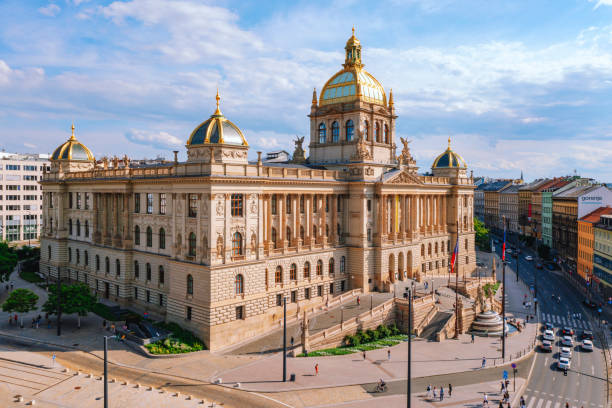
xmin=23 ymin=142 xmax=36 ymax=149
xmin=0 ymin=60 xmax=45 ymax=87
xmin=38 ymin=3 xmax=61 ymax=17
xmin=125 ymin=129 xmax=182 ymax=149
xmin=520 ymin=117 xmax=547 ymax=124
xmin=591 ymin=0 xmax=612 ymax=8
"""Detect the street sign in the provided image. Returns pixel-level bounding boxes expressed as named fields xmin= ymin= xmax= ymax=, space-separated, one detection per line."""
xmin=503 ymin=370 xmax=508 ymax=380
xmin=511 ymin=363 xmax=516 ymax=369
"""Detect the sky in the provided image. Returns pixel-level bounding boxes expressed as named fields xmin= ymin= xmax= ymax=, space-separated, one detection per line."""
xmin=1 ymin=0 xmax=612 ymax=181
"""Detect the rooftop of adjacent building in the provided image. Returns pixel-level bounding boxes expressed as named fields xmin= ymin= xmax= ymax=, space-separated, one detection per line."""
xmin=0 ymin=152 xmax=50 ymax=162
xmin=554 ymin=184 xmax=607 ymax=199
xmin=480 ymin=180 xmax=513 ymax=192
xmin=579 ymin=206 xmax=612 ymax=224
xmin=500 ymin=184 xmax=521 ymax=194
xmin=595 ymin=214 xmax=612 ymax=232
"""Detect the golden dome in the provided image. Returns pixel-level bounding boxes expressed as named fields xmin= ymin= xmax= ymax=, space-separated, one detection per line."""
xmin=51 ymin=124 xmax=95 ymax=162
xmin=186 ymin=91 xmax=248 ymax=147
xmin=432 ymin=137 xmax=467 ymax=169
xmin=319 ymin=29 xmax=386 ymax=107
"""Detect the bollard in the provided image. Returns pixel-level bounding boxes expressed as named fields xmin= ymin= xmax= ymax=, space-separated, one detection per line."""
xmin=63 ymin=368 xmax=69 ymax=373
xmin=28 ymin=400 xmax=35 ymax=406
xmin=135 ymin=384 xmax=140 ymax=389
xmin=147 ymin=386 xmax=152 ymax=391
xmin=187 ymin=395 xmax=192 ymax=400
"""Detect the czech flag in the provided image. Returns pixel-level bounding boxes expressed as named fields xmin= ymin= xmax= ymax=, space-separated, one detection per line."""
xmin=450 ymin=236 xmax=459 ymax=273
xmin=502 ymin=223 xmax=507 ymax=262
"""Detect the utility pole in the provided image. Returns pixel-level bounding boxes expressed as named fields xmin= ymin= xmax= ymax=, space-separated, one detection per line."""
xmin=454 ymin=221 xmax=459 ymax=340
xmin=406 ymin=288 xmax=412 ymax=408
xmin=283 ymin=296 xmax=287 ymax=382
xmin=104 ymin=336 xmax=109 ymax=408
xmin=502 ymin=217 xmax=507 ymax=361
xmin=515 ymin=228 xmax=520 ymax=282
xmin=57 ymin=268 xmax=62 ymax=336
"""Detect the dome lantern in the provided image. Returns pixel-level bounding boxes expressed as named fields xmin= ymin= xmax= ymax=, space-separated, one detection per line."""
xmin=51 ymin=123 xmax=95 ymax=162
xmin=431 ymin=136 xmax=468 ymax=179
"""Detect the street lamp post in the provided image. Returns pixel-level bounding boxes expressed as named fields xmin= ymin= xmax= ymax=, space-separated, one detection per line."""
xmin=406 ymin=288 xmax=412 ymax=408
xmin=502 ymin=217 xmax=507 ymax=361
xmin=283 ymin=296 xmax=287 ymax=382
xmin=57 ymin=267 xmax=62 ymax=337
xmin=454 ymin=221 xmax=459 ymax=340
xmin=103 ymin=335 xmax=111 ymax=408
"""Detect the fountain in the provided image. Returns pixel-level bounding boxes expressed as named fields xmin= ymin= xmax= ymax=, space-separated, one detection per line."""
xmin=470 ymin=310 xmax=511 ymax=337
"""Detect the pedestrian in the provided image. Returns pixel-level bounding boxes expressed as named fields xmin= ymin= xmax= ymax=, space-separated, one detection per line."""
xmin=290 ymin=336 xmax=294 ymax=348
xmin=448 ymin=383 xmax=452 ymax=397
xmin=31 ymin=318 xmax=35 ymax=328
xmin=363 ymin=350 xmax=366 ymax=360
xmin=433 ymin=386 xmax=437 ymax=399
xmin=505 ymin=379 xmax=509 ymax=390
xmin=500 ymin=381 xmax=505 ymax=392
xmin=440 ymin=386 xmax=444 ymax=401
xmin=8 ymin=316 xmax=11 ymax=326
xmin=387 ymin=349 xmax=391 ymax=361
xmin=357 ymin=296 xmax=360 ymax=306
xmin=471 ymin=333 xmax=475 ymax=343
xmin=426 ymin=384 xmax=431 ymax=398
xmin=520 ymin=396 xmax=526 ymax=408
xmin=498 ymin=401 xmax=503 ymax=408
xmin=102 ymin=319 xmax=107 ymax=329
xmin=14 ymin=314 xmax=17 ymax=324
xmin=481 ymin=356 xmax=486 ymax=368
xmin=315 ymin=363 xmax=319 ymax=376
xmin=483 ymin=392 xmax=489 ymax=406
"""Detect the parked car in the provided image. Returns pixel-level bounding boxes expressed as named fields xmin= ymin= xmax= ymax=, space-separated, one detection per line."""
xmin=558 ymin=357 xmax=571 ymax=370
xmin=580 ymin=330 xmax=594 ymax=340
xmin=540 ymin=340 xmax=553 ymax=352
xmin=525 ymin=255 xmax=534 ymax=261
xmin=512 ymin=252 xmax=518 ymax=258
xmin=506 ymin=248 xmax=513 ymax=254
xmin=583 ymin=300 xmax=597 ymax=309
xmin=562 ymin=336 xmax=574 ymax=347
xmin=562 ymin=327 xmax=574 ymax=336
xmin=536 ymin=263 xmax=543 ymax=269
xmin=560 ymin=346 xmax=572 ymax=359
xmin=582 ymin=339 xmax=594 ymax=351
xmin=543 ymin=329 xmax=555 ymax=341
xmin=545 ymin=322 xmax=554 ymax=331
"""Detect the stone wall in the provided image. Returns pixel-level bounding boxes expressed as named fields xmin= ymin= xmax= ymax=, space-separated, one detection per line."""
xmin=394 ymin=294 xmax=437 ymax=335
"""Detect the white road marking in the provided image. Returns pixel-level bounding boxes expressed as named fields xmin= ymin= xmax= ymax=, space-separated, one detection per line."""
xmin=544 ymin=400 xmax=552 ymax=408
xmin=544 ymin=357 xmax=549 ymax=365
xmin=552 ymin=402 xmax=560 ymax=408
xmin=527 ymin=396 xmax=536 ymax=408
xmin=536 ymin=398 xmax=544 ymax=408
xmin=592 ymin=365 xmax=595 ymax=375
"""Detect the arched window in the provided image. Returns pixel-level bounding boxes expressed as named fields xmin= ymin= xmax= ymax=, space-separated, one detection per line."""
xmin=76 ymin=219 xmax=81 ymax=236
xmin=271 ymin=228 xmax=277 ymax=249
xmin=159 ymin=228 xmax=165 ymax=249
xmin=275 ymin=266 xmax=283 ymax=284
xmin=85 ymin=220 xmax=89 ymax=238
xmin=187 ymin=274 xmax=193 ymax=295
xmin=76 ymin=249 xmax=80 ymax=264
xmin=303 ymin=261 xmax=311 ymax=278
xmin=68 ymin=219 xmax=73 ymax=235
xmin=146 ymin=227 xmax=153 ymax=247
xmin=235 ymin=274 xmax=244 ymax=295
xmin=384 ymin=124 xmax=389 ymax=144
xmin=271 ymin=195 xmax=277 ymax=215
xmin=84 ymin=250 xmax=88 ymax=266
xmin=340 ymin=256 xmax=346 ymax=274
xmin=428 ymin=243 xmax=432 ymax=256
xmin=421 ymin=244 xmax=425 ymax=256
xmin=318 ymin=123 xmax=326 ymax=143
xmin=316 ymin=260 xmax=323 ymax=276
xmin=447 ymin=240 xmax=450 ymax=252
xmin=116 ymin=259 xmax=120 ymax=276
xmin=465 ymin=238 xmax=468 ymax=250
xmin=48 ymin=245 xmax=51 ymax=260
xmin=95 ymin=255 xmax=100 ymax=271
xmin=441 ymin=241 xmax=445 ymax=253
xmin=146 ymin=263 xmax=151 ymax=280
xmin=313 ymin=226 xmax=317 ymax=240
xmin=345 ymin=120 xmax=354 ymax=141
xmin=300 ymin=226 xmax=305 ymax=241
xmin=435 ymin=242 xmax=439 ymax=254
xmin=337 ymin=223 xmax=341 ymax=237
xmin=158 ymin=266 xmax=164 ymax=284
xmin=134 ymin=260 xmax=140 ymax=278
xmin=188 ymin=232 xmax=197 ymax=256
xmin=134 ymin=225 xmax=140 ymax=245
xmin=290 ymin=264 xmax=297 ymax=281
xmin=232 ymin=232 xmax=243 ymax=256
xmin=364 ymin=120 xmax=370 ymax=141
xmin=375 ymin=122 xmax=381 ymax=142
xmin=68 ymin=247 xmax=72 ymax=262
xmin=286 ymin=226 xmax=291 ymax=242
xmin=329 ymin=258 xmax=335 ymax=275
xmin=331 ymin=121 xmax=339 ymax=143
xmin=105 ymin=257 xmax=110 ymax=273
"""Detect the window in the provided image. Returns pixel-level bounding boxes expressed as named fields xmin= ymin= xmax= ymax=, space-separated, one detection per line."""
xmin=68 ymin=219 xmax=73 ymax=235
xmin=235 ymin=274 xmax=244 ymax=295
xmin=105 ymin=257 xmax=110 ymax=273
xmin=341 ymin=280 xmax=346 ymax=292
xmin=340 ymin=256 xmax=346 ymax=274
xmin=276 ymin=294 xmax=282 ymax=306
xmin=286 ymin=226 xmax=291 ymax=242
xmin=134 ymin=287 xmax=138 ymax=300
xmin=186 ymin=306 xmax=192 ymax=320
xmin=421 ymin=244 xmax=425 ymax=256
xmin=364 ymin=120 xmax=370 ymax=141
xmin=305 ymin=288 xmax=310 ymax=299
xmin=331 ymin=121 xmax=339 ymax=143
xmin=187 ymin=274 xmax=193 ymax=295
xmin=291 ymin=290 xmax=297 ymax=303
xmin=231 ymin=194 xmax=243 ymax=217
xmin=465 ymin=256 xmax=469 ymax=265
xmin=134 ymin=261 xmax=140 ymax=278
xmin=188 ymin=232 xmax=197 ymax=256
xmin=146 ymin=227 xmax=153 ymax=247
xmin=271 ymin=195 xmax=277 ymax=215
xmin=300 ymin=226 xmax=305 ymax=241
xmin=134 ymin=193 xmax=140 ymax=213
xmin=232 ymin=232 xmax=243 ymax=256
xmin=85 ymin=220 xmax=89 ymax=238
xmin=271 ymin=228 xmax=277 ymax=249
xmin=84 ymin=250 xmax=89 ymax=266
xmin=76 ymin=219 xmax=81 ymax=236
xmin=317 ymin=285 xmax=323 ymax=297
xmin=329 ymin=282 xmax=334 ymax=294
xmin=299 ymin=196 xmax=304 ymax=214
xmin=313 ymin=226 xmax=317 ymax=240
xmin=146 ymin=263 xmax=151 ymax=281
xmin=76 ymin=193 xmax=82 ymax=209
xmin=303 ymin=261 xmax=311 ymax=279
xmin=316 ymin=260 xmax=323 ymax=276
xmin=236 ymin=306 xmax=244 ymax=320
xmin=318 ymin=123 xmax=326 ymax=143
xmin=76 ymin=249 xmax=80 ymax=264
xmin=367 ymin=228 xmax=371 ymax=242
xmin=159 ymin=266 xmax=164 ymax=284
xmin=159 ymin=294 xmax=163 ymax=306
xmin=290 ymin=264 xmax=297 ymax=281
xmin=325 ymin=224 xmax=329 ymax=237
xmin=337 ymin=195 xmax=342 ymax=212
xmin=116 ymin=259 xmax=120 ymax=276
xmin=134 ymin=226 xmax=140 ymax=245
xmin=159 ymin=193 xmax=166 ymax=215
xmin=275 ymin=266 xmax=283 ymax=284
xmin=286 ymin=195 xmax=291 ymax=214
xmin=465 ymin=238 xmax=468 ymax=250
xmin=96 ymin=255 xmax=100 ymax=271
xmin=345 ymin=119 xmax=354 ymax=141
xmin=159 ymin=228 xmax=165 ymax=249
xmin=188 ymin=194 xmax=197 ymax=217
xmin=146 ymin=193 xmax=153 ymax=214
xmin=384 ymin=124 xmax=389 ymax=144
xmin=69 ymin=193 xmax=73 ymax=208
xmin=325 ymin=196 xmax=329 ymax=212
xmin=85 ymin=193 xmax=89 ymax=209
xmin=313 ymin=195 xmax=318 ymax=213
xmin=328 ymin=258 xmax=335 ymax=275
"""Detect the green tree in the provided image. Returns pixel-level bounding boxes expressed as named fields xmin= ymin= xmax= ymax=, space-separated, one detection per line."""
xmin=43 ymin=283 xmax=96 ymax=328
xmin=2 ymin=288 xmax=38 ymax=326
xmin=0 ymin=241 xmax=18 ymax=280
xmin=474 ymin=218 xmax=490 ymax=251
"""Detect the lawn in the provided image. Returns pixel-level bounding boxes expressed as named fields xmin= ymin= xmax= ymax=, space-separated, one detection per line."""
xmin=19 ymin=270 xmax=44 ymax=283
xmin=145 ymin=322 xmax=206 ymax=354
xmin=297 ymin=334 xmax=409 ymax=357
xmin=91 ymin=302 xmax=118 ymax=321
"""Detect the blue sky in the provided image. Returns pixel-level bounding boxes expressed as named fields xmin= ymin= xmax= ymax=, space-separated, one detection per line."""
xmin=1 ymin=0 xmax=612 ymax=181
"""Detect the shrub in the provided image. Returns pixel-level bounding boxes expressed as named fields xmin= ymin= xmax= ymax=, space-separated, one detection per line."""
xmin=366 ymin=328 xmax=377 ymax=341
xmin=388 ymin=323 xmax=400 ymax=335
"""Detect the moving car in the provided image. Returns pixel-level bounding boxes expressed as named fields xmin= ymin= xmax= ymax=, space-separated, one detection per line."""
xmin=558 ymin=357 xmax=571 ymax=370
xmin=562 ymin=336 xmax=574 ymax=347
xmin=540 ymin=340 xmax=553 ymax=352
xmin=525 ymin=255 xmax=534 ymax=261
xmin=582 ymin=339 xmax=594 ymax=351
xmin=545 ymin=322 xmax=554 ymax=331
xmin=560 ymin=346 xmax=572 ymax=359
xmin=580 ymin=330 xmax=594 ymax=340
xmin=562 ymin=327 xmax=574 ymax=336
xmin=506 ymin=248 xmax=513 ymax=254
xmin=543 ymin=329 xmax=555 ymax=341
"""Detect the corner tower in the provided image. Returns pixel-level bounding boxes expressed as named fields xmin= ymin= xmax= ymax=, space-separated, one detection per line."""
xmin=308 ymin=29 xmax=397 ymax=174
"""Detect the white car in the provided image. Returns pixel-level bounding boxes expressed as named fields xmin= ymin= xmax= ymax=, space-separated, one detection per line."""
xmin=543 ymin=329 xmax=555 ymax=341
xmin=558 ymin=357 xmax=571 ymax=370
xmin=560 ymin=347 xmax=572 ymax=358
xmin=525 ymin=255 xmax=534 ymax=261
xmin=506 ymin=248 xmax=513 ymax=254
xmin=582 ymin=340 xmax=594 ymax=351
xmin=561 ymin=336 xmax=573 ymax=347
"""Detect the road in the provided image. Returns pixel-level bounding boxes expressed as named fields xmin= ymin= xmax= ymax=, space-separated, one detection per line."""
xmin=491 ymin=236 xmax=607 ymax=408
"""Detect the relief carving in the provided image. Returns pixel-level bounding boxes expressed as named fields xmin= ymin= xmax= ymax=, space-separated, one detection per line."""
xmin=351 ymin=130 xmax=372 ymax=161
xmin=216 ymin=199 xmax=224 ymax=216
xmin=216 ymin=234 xmax=224 ymax=259
xmin=250 ymin=232 xmax=257 ymax=252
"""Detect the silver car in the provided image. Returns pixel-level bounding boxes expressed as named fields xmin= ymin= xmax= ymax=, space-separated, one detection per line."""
xmin=560 ymin=347 xmax=572 ymax=359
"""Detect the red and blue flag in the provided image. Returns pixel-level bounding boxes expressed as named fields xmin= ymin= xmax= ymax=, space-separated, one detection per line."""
xmin=450 ymin=236 xmax=459 ymax=273
xmin=502 ymin=223 xmax=507 ymax=262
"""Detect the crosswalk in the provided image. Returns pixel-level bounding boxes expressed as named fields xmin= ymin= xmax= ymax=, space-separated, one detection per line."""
xmin=539 ymin=313 xmax=592 ymax=330
xmin=524 ymin=392 xmax=603 ymax=408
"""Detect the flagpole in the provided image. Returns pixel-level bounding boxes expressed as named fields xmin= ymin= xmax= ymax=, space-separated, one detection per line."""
xmin=502 ymin=216 xmax=507 ymax=361
xmin=454 ymin=220 xmax=459 ymax=340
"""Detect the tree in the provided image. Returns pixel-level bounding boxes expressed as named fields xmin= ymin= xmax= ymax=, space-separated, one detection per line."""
xmin=43 ymin=283 xmax=96 ymax=328
xmin=0 ymin=241 xmax=18 ymax=281
xmin=2 ymin=288 xmax=38 ymax=326
xmin=474 ymin=218 xmax=490 ymax=251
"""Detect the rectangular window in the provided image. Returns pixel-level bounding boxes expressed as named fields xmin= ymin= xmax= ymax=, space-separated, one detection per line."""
xmin=291 ymin=290 xmax=297 ymax=303
xmin=146 ymin=193 xmax=153 ymax=214
xmin=85 ymin=193 xmax=89 ymax=209
xmin=134 ymin=193 xmax=140 ymax=213
xmin=317 ymin=285 xmax=323 ymax=297
xmin=23 ymin=165 xmax=36 ymax=171
xmin=23 ymin=185 xmax=37 ymax=191
xmin=329 ymin=282 xmax=334 ymax=294
xmin=276 ymin=293 xmax=282 ymax=306
xmin=159 ymin=193 xmax=166 ymax=215
xmin=186 ymin=306 xmax=192 ymax=320
xmin=159 ymin=294 xmax=163 ymax=306
xmin=6 ymin=165 xmax=20 ymax=170
xmin=341 ymin=280 xmax=346 ymax=292
xmin=6 ymin=185 xmax=20 ymax=190
xmin=76 ymin=193 xmax=81 ymax=209
xmin=188 ymin=194 xmax=197 ymax=217
xmin=134 ymin=287 xmax=138 ymax=300
xmin=305 ymin=287 xmax=310 ymax=299
xmin=367 ymin=199 xmax=371 ymax=212
xmin=235 ymin=306 xmax=244 ymax=320
xmin=146 ymin=290 xmax=150 ymax=303
xmin=23 ymin=175 xmax=37 ymax=180
xmin=231 ymin=194 xmax=243 ymax=217
xmin=69 ymin=192 xmax=73 ymax=208
xmin=49 ymin=192 xmax=53 ymax=208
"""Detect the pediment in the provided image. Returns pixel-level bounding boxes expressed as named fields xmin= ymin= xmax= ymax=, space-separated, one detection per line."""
xmin=385 ymin=170 xmax=423 ymax=185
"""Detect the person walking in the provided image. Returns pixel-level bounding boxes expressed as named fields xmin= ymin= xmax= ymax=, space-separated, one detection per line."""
xmin=432 ymin=386 xmax=437 ymax=399
xmin=471 ymin=333 xmax=475 ymax=343
xmin=520 ymin=396 xmax=526 ymax=408
xmin=387 ymin=349 xmax=391 ymax=361
xmin=426 ymin=384 xmax=431 ymax=398
xmin=483 ymin=392 xmax=489 ymax=406
xmin=315 ymin=363 xmax=319 ymax=376
xmin=357 ymin=296 xmax=360 ymax=306
xmin=363 ymin=350 xmax=366 ymax=360
xmin=448 ymin=383 xmax=452 ymax=397
xmin=482 ymin=356 xmax=486 ymax=368
xmin=440 ymin=386 xmax=444 ymax=401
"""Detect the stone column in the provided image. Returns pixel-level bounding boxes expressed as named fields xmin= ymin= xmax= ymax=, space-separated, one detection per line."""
xmin=318 ymin=194 xmax=325 ymax=245
xmin=264 ymin=194 xmax=271 ymax=251
xmin=400 ymin=194 xmax=407 ymax=240
xmin=331 ymin=194 xmax=338 ymax=245
xmin=280 ymin=193 xmax=287 ymax=249
xmin=292 ymin=194 xmax=299 ymax=247
xmin=306 ymin=194 xmax=313 ymax=246
xmin=412 ymin=195 xmax=419 ymax=239
xmin=381 ymin=194 xmax=387 ymax=239
xmin=390 ymin=194 xmax=397 ymax=241
xmin=92 ymin=193 xmax=100 ymax=243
